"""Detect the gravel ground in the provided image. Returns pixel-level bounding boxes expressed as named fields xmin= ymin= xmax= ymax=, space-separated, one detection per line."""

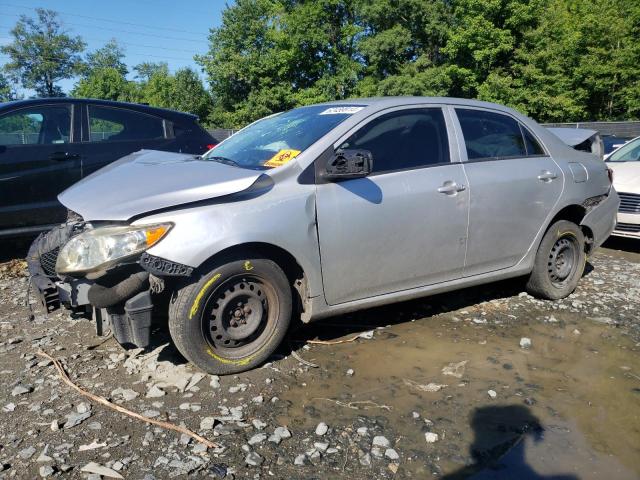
xmin=0 ymin=238 xmax=638 ymax=479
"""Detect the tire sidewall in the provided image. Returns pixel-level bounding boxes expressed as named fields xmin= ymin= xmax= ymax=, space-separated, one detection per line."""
xmin=532 ymin=220 xmax=586 ymax=299
xmin=171 ymin=257 xmax=292 ymax=375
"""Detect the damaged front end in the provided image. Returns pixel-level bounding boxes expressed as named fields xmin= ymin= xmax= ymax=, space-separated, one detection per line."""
xmin=27 ymin=212 xmax=189 ymax=349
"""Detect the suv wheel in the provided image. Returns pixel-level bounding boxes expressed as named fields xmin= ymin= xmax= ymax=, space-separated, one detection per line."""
xmin=168 ymin=256 xmax=292 ymax=374
xmin=526 ymin=220 xmax=586 ymax=300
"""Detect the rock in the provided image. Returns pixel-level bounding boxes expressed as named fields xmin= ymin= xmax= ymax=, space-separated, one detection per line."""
xmin=36 ymin=446 xmax=53 ymax=462
xmin=412 ymin=412 xmax=420 ymax=419
xmin=186 ymin=372 xmax=206 ymax=391
xmin=3 ymin=403 xmax=15 ymax=412
xmin=39 ymin=465 xmax=54 ymax=478
xmin=50 ymin=419 xmax=59 ymax=431
xmin=78 ymin=440 xmax=107 ymax=451
xmin=63 ymin=410 xmax=91 ymax=429
xmin=442 ymin=360 xmax=468 ymax=378
xmin=358 ymin=451 xmax=372 ymax=466
xmin=252 ymin=419 xmax=267 ymax=430
xmin=573 ymin=329 xmax=581 ymax=335
xmin=81 ymin=462 xmax=124 ymax=479
xmin=315 ymin=422 xmax=328 ymax=436
xmin=314 ymin=441 xmax=329 ymax=452
xmin=294 ymin=454 xmax=306 ymax=466
xmin=488 ymin=389 xmax=497 ymax=399
xmin=252 ymin=395 xmax=264 ymax=404
xmin=357 ymin=426 xmax=368 ymax=436
xmin=146 ymin=385 xmax=166 ymax=398
xmin=269 ymin=426 xmax=291 ymax=444
xmin=245 ymin=451 xmax=264 ymax=466
xmin=142 ymin=409 xmax=160 ymax=418
xmin=520 ymin=337 xmax=532 ymax=349
xmin=76 ymin=402 xmax=91 ymax=414
xmin=200 ymin=417 xmax=217 ymax=430
xmin=18 ymin=446 xmax=36 ymax=459
xmin=11 ymin=385 xmax=31 ymax=396
xmin=229 ymin=383 xmax=247 ymax=393
xmin=358 ymin=330 xmax=374 ymax=340
xmin=372 ymin=435 xmax=390 ymax=448
xmin=425 ymin=432 xmax=439 ymax=443
xmin=248 ymin=433 xmax=267 ymax=445
xmin=385 ymin=448 xmax=400 ymax=460
xmin=209 ymin=375 xmax=220 ymax=389
xmin=346 ymin=368 xmax=355 ymax=376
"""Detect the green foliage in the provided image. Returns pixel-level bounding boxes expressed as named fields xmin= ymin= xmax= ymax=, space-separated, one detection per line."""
xmin=198 ymin=0 xmax=640 ymax=125
xmin=83 ymin=39 xmax=128 ymax=77
xmin=0 ymin=8 xmax=85 ymax=97
xmin=0 ymin=72 xmax=18 ymax=102
xmin=71 ymin=67 xmax=137 ymax=102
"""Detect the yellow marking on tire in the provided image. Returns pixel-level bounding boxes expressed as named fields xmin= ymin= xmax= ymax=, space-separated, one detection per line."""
xmin=244 ymin=261 xmax=254 ymax=271
xmin=189 ymin=273 xmax=222 ymax=319
xmin=558 ymin=231 xmax=576 ymax=238
xmin=205 ymin=347 xmax=264 ymax=366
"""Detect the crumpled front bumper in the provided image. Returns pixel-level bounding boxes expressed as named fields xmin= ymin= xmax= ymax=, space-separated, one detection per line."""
xmin=27 ymin=227 xmax=156 ymax=348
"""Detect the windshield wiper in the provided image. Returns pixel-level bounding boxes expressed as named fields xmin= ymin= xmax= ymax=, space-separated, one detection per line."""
xmin=207 ymin=156 xmax=240 ymax=167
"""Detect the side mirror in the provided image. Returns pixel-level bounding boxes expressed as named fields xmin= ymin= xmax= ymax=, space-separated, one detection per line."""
xmin=323 ymin=149 xmax=373 ymax=181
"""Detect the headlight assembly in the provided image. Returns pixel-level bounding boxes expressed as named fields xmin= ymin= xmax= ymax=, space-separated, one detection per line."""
xmin=56 ymin=223 xmax=173 ymax=275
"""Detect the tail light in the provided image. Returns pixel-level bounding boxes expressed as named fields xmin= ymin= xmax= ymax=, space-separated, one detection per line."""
xmin=607 ymin=167 xmax=614 ymax=184
xmin=206 ymin=144 xmax=217 ymax=150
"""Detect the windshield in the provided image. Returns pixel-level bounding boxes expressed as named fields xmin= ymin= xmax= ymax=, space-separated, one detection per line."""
xmin=608 ymin=137 xmax=640 ymax=162
xmin=202 ymin=105 xmax=364 ymax=169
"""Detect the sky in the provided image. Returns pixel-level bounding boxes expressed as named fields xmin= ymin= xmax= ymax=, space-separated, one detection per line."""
xmin=0 ymin=0 xmax=226 ymax=94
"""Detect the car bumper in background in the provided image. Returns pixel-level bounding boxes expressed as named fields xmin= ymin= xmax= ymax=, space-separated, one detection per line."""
xmin=613 ymin=211 xmax=640 ymax=239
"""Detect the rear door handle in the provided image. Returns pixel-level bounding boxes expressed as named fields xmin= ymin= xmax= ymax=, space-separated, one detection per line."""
xmin=438 ymin=181 xmax=466 ymax=195
xmin=538 ymin=170 xmax=557 ymax=182
xmin=50 ymin=151 xmax=80 ymax=161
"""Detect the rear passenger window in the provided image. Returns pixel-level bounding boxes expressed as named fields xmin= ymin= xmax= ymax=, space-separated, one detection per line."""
xmin=88 ymin=106 xmax=164 ymax=142
xmin=339 ymin=108 xmax=450 ymax=173
xmin=521 ymin=126 xmax=545 ymax=155
xmin=456 ymin=109 xmax=527 ymax=160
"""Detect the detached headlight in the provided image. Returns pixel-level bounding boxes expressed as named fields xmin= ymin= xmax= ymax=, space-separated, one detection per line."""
xmin=56 ymin=223 xmax=172 ymax=274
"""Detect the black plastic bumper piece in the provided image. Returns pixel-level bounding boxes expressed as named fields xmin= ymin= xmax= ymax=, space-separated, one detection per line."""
xmin=107 ymin=290 xmax=153 ymax=348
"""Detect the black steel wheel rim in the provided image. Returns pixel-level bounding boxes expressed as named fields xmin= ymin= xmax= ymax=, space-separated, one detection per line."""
xmin=547 ymin=235 xmax=579 ymax=286
xmin=202 ymin=274 xmax=278 ymax=356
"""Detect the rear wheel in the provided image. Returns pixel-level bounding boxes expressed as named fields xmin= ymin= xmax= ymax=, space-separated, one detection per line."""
xmin=526 ymin=220 xmax=586 ymax=300
xmin=168 ymin=256 xmax=292 ymax=374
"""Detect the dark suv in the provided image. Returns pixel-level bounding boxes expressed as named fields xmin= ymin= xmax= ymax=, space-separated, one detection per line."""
xmin=0 ymin=98 xmax=216 ymax=238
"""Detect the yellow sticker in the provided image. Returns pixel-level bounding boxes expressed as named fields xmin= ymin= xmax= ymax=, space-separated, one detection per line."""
xmin=244 ymin=261 xmax=254 ymax=271
xmin=263 ymin=149 xmax=301 ymax=168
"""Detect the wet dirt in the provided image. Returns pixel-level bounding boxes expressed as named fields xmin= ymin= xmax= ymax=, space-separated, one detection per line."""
xmin=0 ymin=238 xmax=638 ymax=479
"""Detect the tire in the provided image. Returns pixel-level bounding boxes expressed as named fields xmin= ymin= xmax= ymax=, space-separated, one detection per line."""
xmin=168 ymin=255 xmax=292 ymax=375
xmin=526 ymin=220 xmax=586 ymax=300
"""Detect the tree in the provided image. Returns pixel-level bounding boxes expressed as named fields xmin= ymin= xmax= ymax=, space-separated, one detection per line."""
xmin=138 ymin=67 xmax=211 ymax=119
xmin=0 ymin=72 xmax=18 ymax=102
xmin=84 ymin=39 xmax=128 ymax=77
xmin=71 ymin=67 xmax=135 ymax=101
xmin=1 ymin=8 xmax=85 ymax=97
xmin=133 ymin=62 xmax=169 ymax=82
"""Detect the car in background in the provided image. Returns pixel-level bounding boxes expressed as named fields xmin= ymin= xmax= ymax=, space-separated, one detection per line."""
xmin=603 ymin=134 xmax=631 ymax=156
xmin=0 ymin=98 xmax=216 ymax=238
xmin=606 ymin=135 xmax=640 ymax=238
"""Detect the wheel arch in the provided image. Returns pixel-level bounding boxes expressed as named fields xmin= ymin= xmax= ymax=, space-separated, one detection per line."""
xmin=195 ymin=242 xmax=308 ymax=315
xmin=545 ymin=204 xmax=594 ymax=253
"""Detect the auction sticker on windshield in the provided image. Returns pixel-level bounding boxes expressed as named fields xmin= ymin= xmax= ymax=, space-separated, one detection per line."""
xmin=264 ymin=149 xmax=302 ymax=168
xmin=320 ymin=106 xmax=364 ymax=115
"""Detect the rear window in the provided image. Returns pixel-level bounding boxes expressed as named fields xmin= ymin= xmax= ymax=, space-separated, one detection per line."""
xmin=88 ymin=105 xmax=164 ymax=142
xmin=456 ymin=109 xmax=530 ymax=160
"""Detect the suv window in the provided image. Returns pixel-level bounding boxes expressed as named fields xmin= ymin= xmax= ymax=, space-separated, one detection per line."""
xmin=0 ymin=105 xmax=71 ymax=146
xmin=339 ymin=108 xmax=450 ymax=173
xmin=88 ymin=105 xmax=164 ymax=142
xmin=456 ymin=108 xmax=529 ymax=160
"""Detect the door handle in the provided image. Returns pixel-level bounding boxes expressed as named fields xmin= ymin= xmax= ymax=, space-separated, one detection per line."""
xmin=538 ymin=170 xmax=557 ymax=182
xmin=438 ymin=181 xmax=466 ymax=195
xmin=50 ymin=151 xmax=80 ymax=161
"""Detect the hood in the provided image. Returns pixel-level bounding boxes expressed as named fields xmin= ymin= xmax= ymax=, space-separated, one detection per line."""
xmin=608 ymin=161 xmax=640 ymax=193
xmin=59 ymin=150 xmax=264 ymax=221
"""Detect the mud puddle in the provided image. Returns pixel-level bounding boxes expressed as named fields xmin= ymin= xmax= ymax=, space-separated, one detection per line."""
xmin=282 ymin=308 xmax=640 ymax=478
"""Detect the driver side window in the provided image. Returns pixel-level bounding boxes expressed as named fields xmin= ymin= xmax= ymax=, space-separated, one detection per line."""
xmin=0 ymin=105 xmax=71 ymax=146
xmin=339 ymin=108 xmax=450 ymax=174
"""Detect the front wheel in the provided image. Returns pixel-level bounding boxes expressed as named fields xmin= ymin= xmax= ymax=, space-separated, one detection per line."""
xmin=526 ymin=220 xmax=586 ymax=300
xmin=168 ymin=256 xmax=292 ymax=375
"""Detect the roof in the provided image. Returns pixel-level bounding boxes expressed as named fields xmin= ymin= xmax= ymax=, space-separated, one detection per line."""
xmin=0 ymin=97 xmax=199 ymax=121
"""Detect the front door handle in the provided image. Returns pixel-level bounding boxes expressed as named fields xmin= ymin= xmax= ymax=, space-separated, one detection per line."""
xmin=538 ymin=170 xmax=557 ymax=182
xmin=438 ymin=181 xmax=466 ymax=195
xmin=50 ymin=151 xmax=80 ymax=161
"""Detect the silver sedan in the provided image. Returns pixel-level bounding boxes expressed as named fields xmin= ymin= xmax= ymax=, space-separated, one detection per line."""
xmin=30 ymin=97 xmax=619 ymax=374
